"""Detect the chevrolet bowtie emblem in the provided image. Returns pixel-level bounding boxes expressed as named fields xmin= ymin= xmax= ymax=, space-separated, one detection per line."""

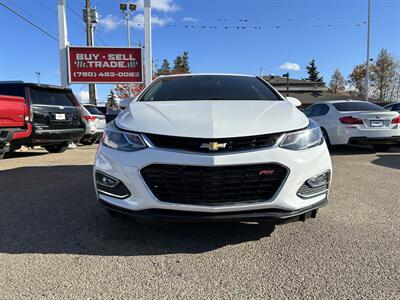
xmin=200 ymin=142 xmax=227 ymax=151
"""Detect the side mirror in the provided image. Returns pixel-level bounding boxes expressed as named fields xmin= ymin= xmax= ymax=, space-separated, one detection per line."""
xmin=119 ymin=97 xmax=134 ymax=110
xmin=286 ymin=96 xmax=302 ymax=107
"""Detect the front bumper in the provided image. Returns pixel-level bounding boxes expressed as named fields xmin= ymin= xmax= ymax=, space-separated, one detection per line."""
xmin=94 ymin=140 xmax=332 ymax=218
xmin=99 ymin=197 xmax=328 ymax=223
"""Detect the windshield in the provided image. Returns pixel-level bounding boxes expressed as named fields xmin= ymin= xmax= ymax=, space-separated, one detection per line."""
xmin=84 ymin=105 xmax=104 ymax=115
xmin=139 ymin=75 xmax=282 ymax=101
xmin=333 ymin=102 xmax=384 ymax=112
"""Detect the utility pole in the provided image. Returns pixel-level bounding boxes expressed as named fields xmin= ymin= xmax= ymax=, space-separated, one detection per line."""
xmin=84 ymin=0 xmax=97 ymax=105
xmin=57 ymin=0 xmax=68 ymax=87
xmin=365 ymin=0 xmax=371 ymax=101
xmin=283 ymin=72 xmax=290 ymax=96
xmin=144 ymin=0 xmax=153 ymax=87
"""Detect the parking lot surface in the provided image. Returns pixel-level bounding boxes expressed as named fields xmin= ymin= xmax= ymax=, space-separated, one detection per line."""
xmin=0 ymin=145 xmax=399 ymax=299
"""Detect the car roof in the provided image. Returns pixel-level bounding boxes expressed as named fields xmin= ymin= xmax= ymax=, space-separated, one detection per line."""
xmin=0 ymin=81 xmax=72 ymax=91
xmin=312 ymin=100 xmax=368 ymax=105
xmin=157 ymin=73 xmax=256 ymax=78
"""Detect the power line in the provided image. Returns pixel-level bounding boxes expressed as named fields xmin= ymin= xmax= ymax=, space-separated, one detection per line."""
xmin=0 ymin=2 xmax=58 ymax=41
xmin=5 ymin=0 xmax=58 ymax=36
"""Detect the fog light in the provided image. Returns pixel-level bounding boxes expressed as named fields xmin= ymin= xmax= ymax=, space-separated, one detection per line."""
xmin=96 ymin=172 xmax=119 ymax=188
xmin=297 ymin=171 xmax=330 ymax=199
xmin=307 ymin=172 xmax=329 ymax=188
xmin=95 ymin=171 xmax=131 ymax=199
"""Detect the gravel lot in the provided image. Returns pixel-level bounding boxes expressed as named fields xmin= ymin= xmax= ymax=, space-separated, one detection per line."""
xmin=0 ymin=145 xmax=399 ymax=299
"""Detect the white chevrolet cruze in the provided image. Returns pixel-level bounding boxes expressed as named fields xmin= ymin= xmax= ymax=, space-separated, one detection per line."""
xmin=94 ymin=74 xmax=332 ymax=224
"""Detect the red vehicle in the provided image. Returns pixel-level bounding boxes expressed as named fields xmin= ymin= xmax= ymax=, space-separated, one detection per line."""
xmin=0 ymin=95 xmax=32 ymax=158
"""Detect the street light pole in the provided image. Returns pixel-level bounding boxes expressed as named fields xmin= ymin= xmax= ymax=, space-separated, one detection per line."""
xmin=283 ymin=72 xmax=290 ymax=97
xmin=365 ymin=0 xmax=371 ymax=101
xmin=120 ymin=3 xmax=137 ymax=48
xmin=35 ymin=72 xmax=41 ymax=84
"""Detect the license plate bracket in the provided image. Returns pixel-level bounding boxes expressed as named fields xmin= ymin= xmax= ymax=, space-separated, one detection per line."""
xmin=55 ymin=113 xmax=66 ymax=120
xmin=370 ymin=120 xmax=383 ymax=127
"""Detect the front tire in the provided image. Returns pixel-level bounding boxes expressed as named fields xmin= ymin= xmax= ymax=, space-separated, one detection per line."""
xmin=372 ymin=144 xmax=392 ymax=152
xmin=44 ymin=143 xmax=69 ymax=153
xmin=81 ymin=137 xmax=97 ymax=145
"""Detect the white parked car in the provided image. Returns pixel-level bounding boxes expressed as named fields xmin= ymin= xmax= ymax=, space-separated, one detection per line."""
xmin=304 ymin=100 xmax=400 ymax=151
xmin=80 ymin=104 xmax=106 ymax=145
xmin=94 ymin=74 xmax=332 ymax=224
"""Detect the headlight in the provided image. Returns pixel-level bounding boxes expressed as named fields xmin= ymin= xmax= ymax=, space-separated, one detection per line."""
xmin=102 ymin=122 xmax=146 ymax=152
xmin=280 ymin=120 xmax=323 ymax=150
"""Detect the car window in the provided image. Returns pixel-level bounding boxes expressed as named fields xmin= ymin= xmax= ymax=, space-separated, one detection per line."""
xmin=29 ymin=88 xmax=77 ymax=106
xmin=0 ymin=85 xmax=25 ymax=97
xmin=140 ymin=75 xmax=282 ymax=101
xmin=391 ymin=103 xmax=400 ymax=111
xmin=84 ymin=105 xmax=103 ymax=115
xmin=333 ymin=102 xmax=384 ymax=112
xmin=303 ymin=107 xmax=312 ymax=117
xmin=318 ymin=104 xmax=329 ymax=116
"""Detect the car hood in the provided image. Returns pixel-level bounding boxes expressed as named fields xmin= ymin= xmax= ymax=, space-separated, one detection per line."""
xmin=116 ymin=100 xmax=308 ymax=138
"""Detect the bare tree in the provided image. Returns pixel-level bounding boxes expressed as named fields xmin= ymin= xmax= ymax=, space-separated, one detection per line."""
xmin=349 ymin=63 xmax=368 ymax=97
xmin=329 ymin=68 xmax=346 ymax=94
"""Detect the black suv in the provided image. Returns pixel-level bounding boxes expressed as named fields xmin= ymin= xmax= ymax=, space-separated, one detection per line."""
xmin=0 ymin=82 xmax=85 ymax=153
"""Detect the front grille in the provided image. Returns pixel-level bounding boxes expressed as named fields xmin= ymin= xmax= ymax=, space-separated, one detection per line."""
xmin=144 ymin=132 xmax=282 ymax=153
xmin=141 ymin=164 xmax=288 ymax=206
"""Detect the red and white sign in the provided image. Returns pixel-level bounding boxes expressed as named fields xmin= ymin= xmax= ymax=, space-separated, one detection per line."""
xmin=67 ymin=46 xmax=143 ymax=84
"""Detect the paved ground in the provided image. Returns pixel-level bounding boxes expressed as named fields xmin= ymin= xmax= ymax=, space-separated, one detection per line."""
xmin=0 ymin=145 xmax=399 ymax=299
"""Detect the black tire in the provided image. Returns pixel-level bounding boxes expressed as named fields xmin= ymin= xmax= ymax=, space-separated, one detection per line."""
xmin=3 ymin=144 xmax=18 ymax=158
xmin=372 ymin=144 xmax=392 ymax=152
xmin=81 ymin=138 xmax=97 ymax=145
xmin=44 ymin=143 xmax=69 ymax=153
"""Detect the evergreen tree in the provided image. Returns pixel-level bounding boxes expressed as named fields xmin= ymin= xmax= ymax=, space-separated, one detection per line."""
xmin=305 ymin=59 xmax=324 ymax=83
xmin=173 ymin=55 xmax=184 ymax=74
xmin=181 ymin=51 xmax=190 ymax=73
xmin=158 ymin=59 xmax=171 ymax=75
xmin=106 ymin=90 xmax=117 ymax=107
xmin=329 ymin=68 xmax=346 ymax=94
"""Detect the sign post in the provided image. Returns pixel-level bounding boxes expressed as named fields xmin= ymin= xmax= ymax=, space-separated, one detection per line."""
xmin=57 ymin=0 xmax=69 ymax=87
xmin=67 ymin=46 xmax=143 ymax=84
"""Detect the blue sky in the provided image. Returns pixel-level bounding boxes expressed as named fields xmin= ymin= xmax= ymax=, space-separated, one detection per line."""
xmin=0 ymin=0 xmax=399 ymax=104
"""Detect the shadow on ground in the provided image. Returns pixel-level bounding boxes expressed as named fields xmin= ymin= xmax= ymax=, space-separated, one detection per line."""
xmin=0 ymin=165 xmax=275 ymax=256
xmin=4 ymin=151 xmax=48 ymax=159
xmin=329 ymin=145 xmax=400 ymax=156
xmin=371 ymin=155 xmax=400 ymax=170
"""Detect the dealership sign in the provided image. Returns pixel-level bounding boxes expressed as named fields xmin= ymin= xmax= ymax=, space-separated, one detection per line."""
xmin=67 ymin=46 xmax=143 ymax=84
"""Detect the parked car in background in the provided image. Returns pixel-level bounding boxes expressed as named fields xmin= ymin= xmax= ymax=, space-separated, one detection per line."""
xmin=80 ymin=104 xmax=106 ymax=145
xmin=95 ymin=105 xmax=121 ymax=123
xmin=0 ymin=82 xmax=85 ymax=154
xmin=384 ymin=102 xmax=400 ymax=113
xmin=304 ymin=100 xmax=400 ymax=151
xmin=0 ymin=95 xmax=32 ymax=158
xmin=94 ymin=74 xmax=332 ymax=224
